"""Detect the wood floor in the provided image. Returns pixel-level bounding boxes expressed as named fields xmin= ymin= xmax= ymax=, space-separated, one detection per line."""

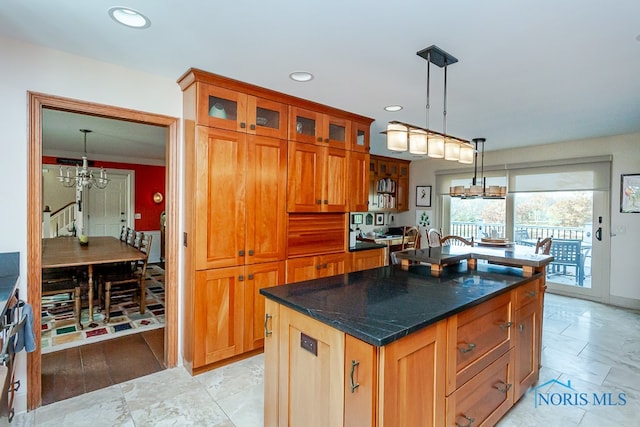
xmin=41 ymin=328 xmax=165 ymax=406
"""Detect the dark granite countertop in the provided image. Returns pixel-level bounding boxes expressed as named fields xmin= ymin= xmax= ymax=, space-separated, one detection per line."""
xmin=348 ymin=241 xmax=387 ymax=252
xmin=261 ymin=263 xmax=541 ymax=347
xmin=0 ymin=252 xmax=19 ymax=317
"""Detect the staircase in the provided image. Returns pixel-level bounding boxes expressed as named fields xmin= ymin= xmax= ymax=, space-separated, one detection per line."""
xmin=43 ymin=202 xmax=76 ymax=237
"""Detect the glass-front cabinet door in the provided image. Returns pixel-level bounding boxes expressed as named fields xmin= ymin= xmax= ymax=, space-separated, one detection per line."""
xmin=197 ymin=83 xmax=287 ymax=138
xmin=289 ymin=107 xmax=350 ymax=148
xmin=351 ymin=121 xmax=370 ymax=153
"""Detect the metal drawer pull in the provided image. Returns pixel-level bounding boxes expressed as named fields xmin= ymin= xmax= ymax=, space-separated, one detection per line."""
xmin=458 ymin=343 xmax=476 ymax=353
xmin=264 ymin=314 xmax=272 ymax=337
xmin=526 ymin=291 xmax=537 ymax=297
xmin=518 ymin=324 xmax=524 ymax=332
xmin=350 ymin=360 xmax=360 ymax=393
xmin=456 ymin=414 xmax=475 ymax=427
xmin=495 ymin=382 xmax=513 ymax=393
xmin=499 ymin=321 xmax=514 ymax=330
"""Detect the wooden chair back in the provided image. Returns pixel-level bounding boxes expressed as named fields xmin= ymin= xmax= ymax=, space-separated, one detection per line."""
xmin=440 ymin=235 xmax=474 ymax=246
xmin=535 ymin=237 xmax=553 ymax=254
xmin=402 ymin=226 xmax=420 ymax=250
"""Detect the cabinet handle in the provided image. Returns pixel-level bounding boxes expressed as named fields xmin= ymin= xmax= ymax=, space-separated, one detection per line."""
xmin=240 ymin=122 xmax=246 ymax=128
xmin=323 ymin=200 xmax=328 ymax=204
xmin=317 ymin=137 xmax=323 ymax=142
xmin=250 ymin=124 xmax=256 ymax=130
xmin=238 ymin=275 xmax=244 ymax=281
xmin=456 ymin=415 xmax=475 ymax=427
xmin=316 ymin=264 xmax=322 ymax=270
xmin=316 ymin=199 xmax=322 ymax=205
xmin=322 ymin=263 xmax=328 ymax=269
xmin=518 ymin=323 xmax=524 ymax=332
xmin=264 ymin=314 xmax=272 ymax=337
xmin=248 ymin=249 xmax=254 ymax=256
xmin=458 ymin=343 xmax=476 ymax=354
xmin=526 ymin=291 xmax=537 ymax=298
xmin=239 ymin=250 xmax=245 ymax=256
xmin=248 ymin=274 xmax=254 ymax=280
xmin=324 ymin=138 xmax=329 ymax=143
xmin=350 ymin=360 xmax=360 ymax=393
xmin=499 ymin=321 xmax=514 ymax=330
xmin=494 ymin=382 xmax=513 ymax=393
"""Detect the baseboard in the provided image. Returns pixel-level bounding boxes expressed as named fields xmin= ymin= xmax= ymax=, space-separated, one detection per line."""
xmin=608 ymin=295 xmax=640 ymax=311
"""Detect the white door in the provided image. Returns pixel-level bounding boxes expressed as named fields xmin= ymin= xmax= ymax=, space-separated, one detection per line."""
xmin=85 ymin=171 xmax=133 ymax=237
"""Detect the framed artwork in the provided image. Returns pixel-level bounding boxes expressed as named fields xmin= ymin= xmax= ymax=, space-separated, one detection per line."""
xmin=416 ymin=185 xmax=432 ymax=207
xmin=375 ymin=213 xmax=385 ymax=225
xmin=416 ymin=210 xmax=432 ymax=229
xmin=351 ymin=213 xmax=364 ymax=224
xmin=620 ymin=174 xmax=640 ymax=213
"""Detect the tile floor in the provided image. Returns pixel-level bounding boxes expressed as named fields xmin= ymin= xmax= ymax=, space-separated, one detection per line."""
xmin=12 ymin=293 xmax=639 ymax=426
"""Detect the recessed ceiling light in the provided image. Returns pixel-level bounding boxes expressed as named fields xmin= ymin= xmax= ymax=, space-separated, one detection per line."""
xmin=108 ymin=7 xmax=151 ymax=29
xmin=384 ymin=105 xmax=403 ymax=112
xmin=289 ymin=71 xmax=314 ymax=82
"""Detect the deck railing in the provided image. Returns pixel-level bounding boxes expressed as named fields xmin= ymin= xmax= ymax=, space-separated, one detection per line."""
xmin=450 ymin=222 xmax=586 ymax=242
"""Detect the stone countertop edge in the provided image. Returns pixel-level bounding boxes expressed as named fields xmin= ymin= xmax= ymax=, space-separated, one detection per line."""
xmin=0 ymin=252 xmax=20 ymax=318
xmin=348 ymin=241 xmax=387 ymax=252
xmin=261 ymin=264 xmax=542 ymax=347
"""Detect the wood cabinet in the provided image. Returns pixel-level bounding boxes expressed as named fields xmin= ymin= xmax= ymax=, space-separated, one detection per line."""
xmin=197 ymin=83 xmax=288 ymax=139
xmin=286 ymin=253 xmax=347 ymax=283
xmin=194 ymin=126 xmax=287 ymax=270
xmin=513 ymin=279 xmax=541 ymax=400
xmin=369 ymin=155 xmax=410 ymax=212
xmin=287 ymin=141 xmax=348 ymax=213
xmin=192 ymin=262 xmax=285 ymax=369
xmin=180 ymin=68 xmax=373 ymax=372
xmin=350 ymin=248 xmax=385 ymax=272
xmin=289 ymin=106 xmax=351 ymax=149
xmin=446 ymin=350 xmax=515 ymax=427
xmin=349 ymin=151 xmax=370 ymax=212
xmin=378 ymin=320 xmax=447 ymax=426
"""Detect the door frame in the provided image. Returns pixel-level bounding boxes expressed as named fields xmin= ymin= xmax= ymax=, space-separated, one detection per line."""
xmin=27 ymin=92 xmax=180 ymax=409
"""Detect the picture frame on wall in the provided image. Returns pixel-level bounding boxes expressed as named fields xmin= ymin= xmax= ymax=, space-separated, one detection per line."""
xmin=416 ymin=185 xmax=432 ymax=207
xmin=375 ymin=213 xmax=385 ymax=225
xmin=620 ymin=173 xmax=640 ymax=213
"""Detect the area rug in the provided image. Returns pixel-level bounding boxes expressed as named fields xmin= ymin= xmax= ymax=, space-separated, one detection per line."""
xmin=41 ymin=264 xmax=165 ymax=354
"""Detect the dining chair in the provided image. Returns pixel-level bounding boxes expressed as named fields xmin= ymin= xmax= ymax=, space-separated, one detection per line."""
xmin=401 ymin=226 xmax=420 ymax=250
xmin=101 ymin=234 xmax=152 ymax=322
xmin=440 ymin=235 xmax=474 ymax=246
xmin=427 ymin=228 xmax=442 ymax=247
xmin=42 ymin=267 xmax=83 ymax=329
xmin=534 ymin=236 xmax=553 ymax=255
xmin=119 ymin=225 xmax=128 ymax=242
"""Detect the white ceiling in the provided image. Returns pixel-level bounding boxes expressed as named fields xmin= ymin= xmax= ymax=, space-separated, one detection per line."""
xmin=2 ymin=0 xmax=640 ymax=161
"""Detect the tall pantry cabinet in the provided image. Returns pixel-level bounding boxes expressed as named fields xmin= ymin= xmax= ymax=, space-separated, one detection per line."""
xmin=179 ymin=69 xmax=374 ymax=373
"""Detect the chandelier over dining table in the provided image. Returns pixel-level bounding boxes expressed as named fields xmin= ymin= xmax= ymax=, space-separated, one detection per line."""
xmin=58 ymin=129 xmax=109 ymax=190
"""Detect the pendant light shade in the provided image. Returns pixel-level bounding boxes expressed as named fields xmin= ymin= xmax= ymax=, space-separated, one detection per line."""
xmin=409 ymin=128 xmax=428 ymax=155
xmin=427 ymin=135 xmax=445 ymax=158
xmin=458 ymin=142 xmax=474 ymax=164
xmin=444 ymin=139 xmax=460 ymax=161
xmin=386 ymin=122 xmax=408 ymax=152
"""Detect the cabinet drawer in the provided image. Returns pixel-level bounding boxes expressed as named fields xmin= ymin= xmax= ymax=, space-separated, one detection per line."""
xmin=514 ymin=279 xmax=540 ymax=310
xmin=446 ymin=350 xmax=514 ymax=427
xmin=447 ymin=292 xmax=512 ymax=393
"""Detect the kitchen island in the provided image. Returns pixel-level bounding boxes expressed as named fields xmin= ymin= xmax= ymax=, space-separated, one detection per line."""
xmin=261 ymin=249 xmax=553 ymax=426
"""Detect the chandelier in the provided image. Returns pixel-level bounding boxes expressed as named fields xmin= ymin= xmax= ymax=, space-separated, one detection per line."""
xmin=449 ymin=138 xmax=507 ymax=198
xmin=58 ymin=129 xmax=109 ymax=190
xmin=384 ymin=45 xmax=474 ymax=164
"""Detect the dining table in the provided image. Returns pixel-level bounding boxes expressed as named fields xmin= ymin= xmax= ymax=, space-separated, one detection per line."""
xmin=42 ymin=236 xmax=146 ymax=322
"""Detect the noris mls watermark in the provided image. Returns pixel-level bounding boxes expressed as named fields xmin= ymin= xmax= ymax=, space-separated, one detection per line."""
xmin=534 ymin=379 xmax=627 ymax=408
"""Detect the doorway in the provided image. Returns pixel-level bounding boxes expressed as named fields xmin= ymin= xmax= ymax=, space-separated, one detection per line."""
xmin=27 ymin=92 xmax=179 ymax=409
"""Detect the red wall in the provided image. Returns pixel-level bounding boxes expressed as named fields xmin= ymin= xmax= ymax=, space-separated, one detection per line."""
xmin=43 ymin=156 xmax=165 ymax=230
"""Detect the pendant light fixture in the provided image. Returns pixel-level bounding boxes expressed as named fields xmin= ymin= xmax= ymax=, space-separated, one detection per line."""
xmin=384 ymin=45 xmax=470 ymax=161
xmin=449 ymin=138 xmax=507 ymax=198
